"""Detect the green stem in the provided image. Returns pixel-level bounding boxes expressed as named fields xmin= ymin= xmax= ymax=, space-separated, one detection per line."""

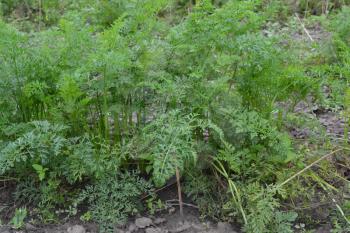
xmin=114 ymin=112 xmax=121 ymax=144
xmin=212 ymin=158 xmax=247 ymax=225
xmin=103 ymin=65 xmax=109 ymax=141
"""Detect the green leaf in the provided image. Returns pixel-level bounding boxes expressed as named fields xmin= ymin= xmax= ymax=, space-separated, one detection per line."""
xmin=32 ymin=164 xmax=48 ymax=181
xmin=10 ymin=208 xmax=27 ymax=229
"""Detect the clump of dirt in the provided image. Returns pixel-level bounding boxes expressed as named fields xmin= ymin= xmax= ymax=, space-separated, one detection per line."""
xmin=117 ymin=208 xmax=239 ymax=233
xmin=317 ymin=111 xmax=348 ymax=140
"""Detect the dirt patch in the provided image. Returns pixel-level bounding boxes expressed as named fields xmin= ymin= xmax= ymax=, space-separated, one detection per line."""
xmin=291 ymin=23 xmax=331 ymax=43
xmin=0 ymin=208 xmax=238 ymax=233
xmin=117 ymin=209 xmax=239 ymax=233
xmin=0 ymin=182 xmax=239 ymax=233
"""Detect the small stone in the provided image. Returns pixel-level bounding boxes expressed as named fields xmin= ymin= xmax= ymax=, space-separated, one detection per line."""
xmin=135 ymin=217 xmax=153 ymax=228
xmin=168 ymin=207 xmax=176 ymax=214
xmin=315 ymin=224 xmax=332 ymax=233
xmin=217 ymin=222 xmax=235 ymax=233
xmin=145 ymin=227 xmax=163 ymax=233
xmin=191 ymin=223 xmax=205 ymax=231
xmin=128 ymin=223 xmax=138 ymax=232
xmin=154 ymin=218 xmax=166 ymax=225
xmin=170 ymin=221 xmax=191 ymax=233
xmin=67 ymin=225 xmax=86 ymax=233
xmin=0 ymin=226 xmax=11 ymax=233
xmin=25 ymin=223 xmax=36 ymax=231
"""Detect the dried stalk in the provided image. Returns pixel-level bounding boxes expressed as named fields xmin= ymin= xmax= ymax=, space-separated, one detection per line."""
xmin=295 ymin=13 xmax=314 ymax=42
xmin=279 ymin=148 xmax=343 ymax=187
xmin=176 ymin=167 xmax=184 ymax=217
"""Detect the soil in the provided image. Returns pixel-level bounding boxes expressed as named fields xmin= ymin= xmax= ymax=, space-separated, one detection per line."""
xmin=0 ymin=182 xmax=239 ymax=233
xmin=0 ymin=175 xmax=343 ymax=233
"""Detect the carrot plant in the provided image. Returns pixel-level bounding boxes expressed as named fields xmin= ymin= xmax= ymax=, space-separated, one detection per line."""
xmin=0 ymin=0 xmax=349 ymax=232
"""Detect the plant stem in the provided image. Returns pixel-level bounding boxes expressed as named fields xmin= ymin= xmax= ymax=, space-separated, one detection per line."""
xmin=213 ymin=159 xmax=247 ymax=225
xmin=38 ymin=0 xmax=42 ymax=31
xmin=295 ymin=13 xmax=314 ymax=42
xmin=176 ymin=167 xmax=183 ymax=217
xmin=278 ymin=148 xmax=343 ymax=188
xmin=114 ymin=112 xmax=121 ymax=145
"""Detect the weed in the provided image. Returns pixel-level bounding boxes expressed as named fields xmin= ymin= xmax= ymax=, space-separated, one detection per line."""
xmin=125 ymin=110 xmax=198 ymax=187
xmin=183 ymin=169 xmax=226 ymax=220
xmin=78 ymin=172 xmax=153 ymax=233
xmin=146 ymin=197 xmax=166 ymax=215
xmin=10 ymin=208 xmax=27 ymax=229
